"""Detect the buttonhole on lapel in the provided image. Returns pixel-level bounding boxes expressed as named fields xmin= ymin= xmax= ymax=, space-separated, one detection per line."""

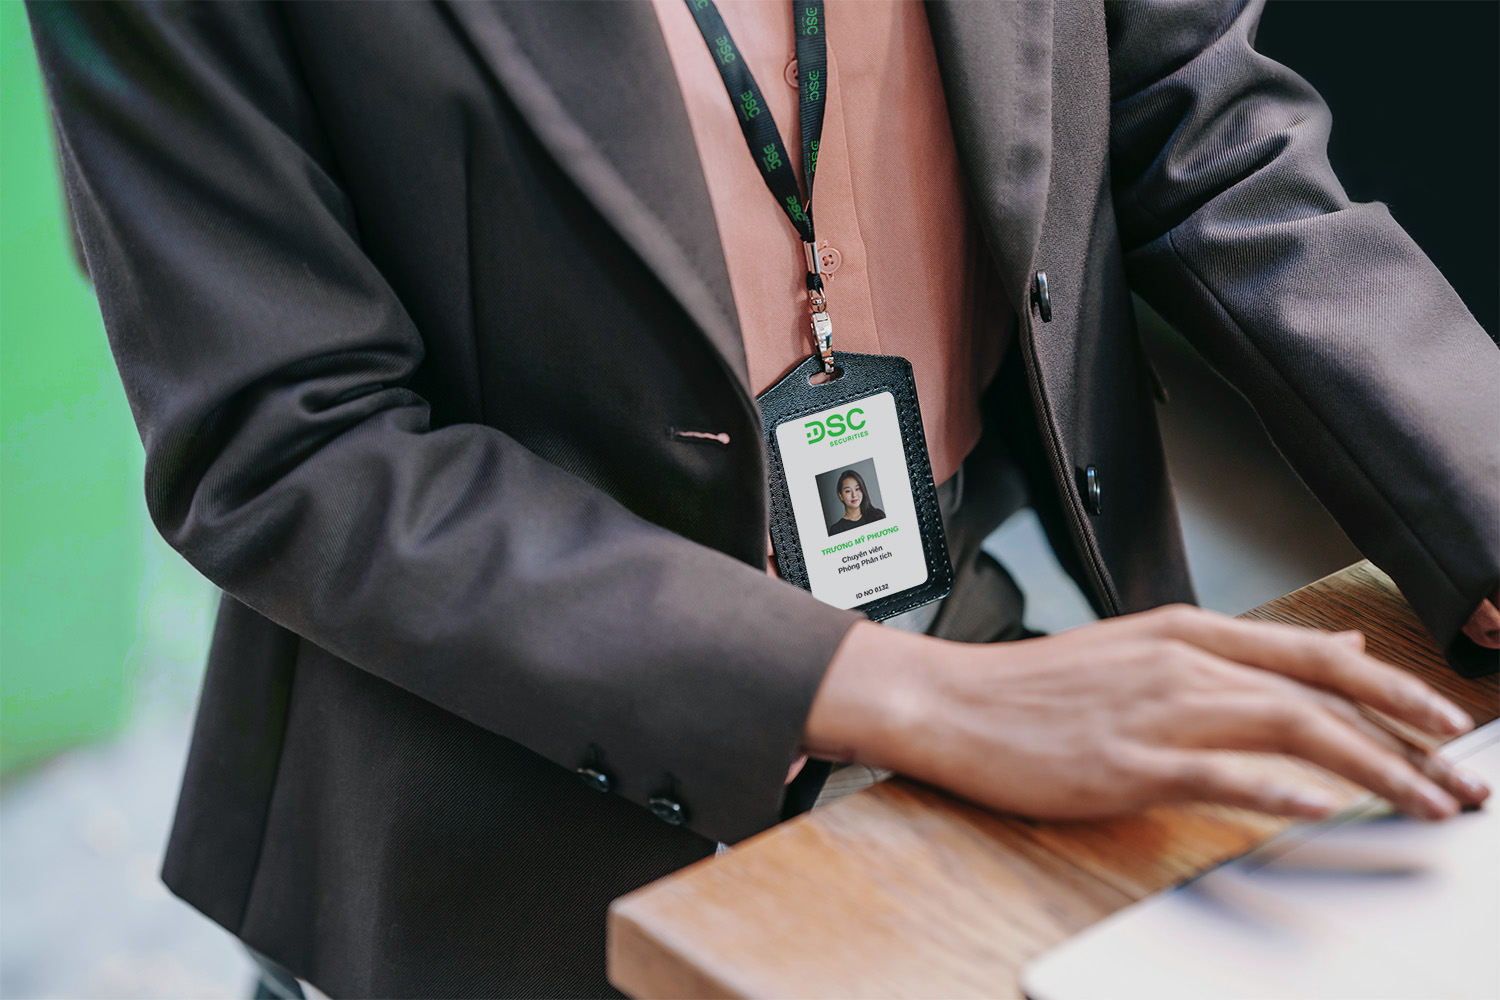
xmin=670 ymin=428 xmax=731 ymax=446
xmin=807 ymin=366 xmax=844 ymax=386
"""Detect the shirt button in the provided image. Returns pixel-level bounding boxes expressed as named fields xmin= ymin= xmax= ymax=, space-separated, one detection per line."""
xmin=648 ymin=796 xmax=688 ymax=826
xmin=817 ymin=245 xmax=842 ymax=274
xmin=784 ymin=59 xmax=799 ymax=89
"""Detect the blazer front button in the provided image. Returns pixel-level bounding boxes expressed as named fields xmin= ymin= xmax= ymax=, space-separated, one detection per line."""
xmin=1032 ymin=270 xmax=1052 ymax=322
xmin=648 ymin=796 xmax=688 ymax=826
xmin=1084 ymin=465 xmax=1102 ymax=515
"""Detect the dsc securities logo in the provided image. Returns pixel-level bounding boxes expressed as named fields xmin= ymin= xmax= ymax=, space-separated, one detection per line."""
xmin=804 ymin=406 xmax=866 ymax=445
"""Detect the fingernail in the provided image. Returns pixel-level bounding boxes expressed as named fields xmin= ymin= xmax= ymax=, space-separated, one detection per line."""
xmin=1291 ymin=791 xmax=1337 ymax=818
xmin=1439 ymin=704 xmax=1473 ymax=733
xmin=1417 ymin=784 xmax=1458 ymax=820
xmin=1455 ymin=770 xmax=1490 ymax=802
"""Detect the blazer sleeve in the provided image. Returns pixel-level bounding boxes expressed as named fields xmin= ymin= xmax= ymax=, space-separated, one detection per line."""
xmin=28 ymin=1 xmax=859 ymax=843
xmin=1106 ymin=0 xmax=1499 ymax=671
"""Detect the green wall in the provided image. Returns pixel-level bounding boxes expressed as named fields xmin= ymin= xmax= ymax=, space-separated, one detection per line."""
xmin=2 ymin=4 xmax=144 ymax=771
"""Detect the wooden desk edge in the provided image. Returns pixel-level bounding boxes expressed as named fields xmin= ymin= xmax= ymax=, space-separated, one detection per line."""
xmin=609 ymin=900 xmax=740 ymax=1000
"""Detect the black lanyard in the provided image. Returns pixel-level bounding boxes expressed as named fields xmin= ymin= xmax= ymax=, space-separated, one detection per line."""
xmin=686 ymin=0 xmax=837 ymax=370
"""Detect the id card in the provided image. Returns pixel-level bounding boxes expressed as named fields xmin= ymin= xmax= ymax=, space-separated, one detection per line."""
xmin=758 ymin=352 xmax=953 ymax=619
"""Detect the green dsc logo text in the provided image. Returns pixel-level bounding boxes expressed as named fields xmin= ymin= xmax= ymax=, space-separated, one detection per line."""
xmin=804 ymin=406 xmax=865 ymax=444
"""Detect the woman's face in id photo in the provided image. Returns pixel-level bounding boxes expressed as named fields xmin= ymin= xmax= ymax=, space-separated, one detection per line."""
xmin=839 ymin=477 xmax=862 ymax=512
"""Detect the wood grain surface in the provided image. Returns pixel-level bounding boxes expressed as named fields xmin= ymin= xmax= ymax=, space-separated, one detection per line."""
xmin=608 ymin=561 xmax=1499 ymax=999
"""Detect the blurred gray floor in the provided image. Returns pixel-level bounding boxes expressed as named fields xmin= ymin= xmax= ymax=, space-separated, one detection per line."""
xmin=0 ymin=302 xmax=1360 ymax=1000
xmin=1 ymin=526 xmax=247 ymax=1000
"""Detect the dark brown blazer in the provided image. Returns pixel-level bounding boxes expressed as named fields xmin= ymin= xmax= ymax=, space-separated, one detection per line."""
xmin=30 ymin=0 xmax=1498 ymax=995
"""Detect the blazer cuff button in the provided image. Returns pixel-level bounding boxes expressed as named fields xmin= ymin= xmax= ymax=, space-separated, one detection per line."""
xmin=576 ymin=767 xmax=613 ymax=793
xmin=648 ymin=796 xmax=688 ymax=826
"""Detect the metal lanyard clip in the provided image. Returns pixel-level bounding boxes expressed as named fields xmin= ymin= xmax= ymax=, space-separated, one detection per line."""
xmin=811 ymin=305 xmax=834 ymax=373
xmin=805 ymin=241 xmax=834 ymax=373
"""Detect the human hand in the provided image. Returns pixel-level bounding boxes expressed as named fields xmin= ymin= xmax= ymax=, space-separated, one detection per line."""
xmin=803 ymin=605 xmax=1489 ymax=822
xmin=1461 ymin=591 xmax=1500 ymax=649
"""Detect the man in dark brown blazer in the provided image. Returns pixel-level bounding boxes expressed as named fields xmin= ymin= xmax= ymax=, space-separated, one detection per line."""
xmin=29 ymin=0 xmax=1498 ymax=996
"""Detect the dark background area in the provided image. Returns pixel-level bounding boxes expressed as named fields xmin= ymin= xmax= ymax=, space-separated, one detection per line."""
xmin=1255 ymin=0 xmax=1499 ymax=339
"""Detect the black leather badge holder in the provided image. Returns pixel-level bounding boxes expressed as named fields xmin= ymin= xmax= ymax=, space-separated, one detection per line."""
xmin=758 ymin=351 xmax=953 ymax=621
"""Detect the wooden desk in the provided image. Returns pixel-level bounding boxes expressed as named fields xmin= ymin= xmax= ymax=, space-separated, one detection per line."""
xmin=608 ymin=561 xmax=1499 ymax=999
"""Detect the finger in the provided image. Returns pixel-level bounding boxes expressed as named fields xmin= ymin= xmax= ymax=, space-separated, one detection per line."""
xmin=1462 ymin=597 xmax=1500 ymax=648
xmin=1140 ymin=606 xmax=1472 ymax=738
xmin=1208 ymin=694 xmax=1461 ymax=820
xmin=1144 ymin=751 xmax=1341 ymax=820
xmin=1310 ymin=692 xmax=1491 ymax=807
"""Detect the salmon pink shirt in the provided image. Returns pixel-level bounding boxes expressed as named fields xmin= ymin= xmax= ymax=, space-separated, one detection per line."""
xmin=652 ymin=0 xmax=1011 ymax=487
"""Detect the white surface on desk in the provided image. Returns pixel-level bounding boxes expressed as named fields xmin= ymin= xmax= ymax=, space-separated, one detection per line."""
xmin=1023 ymin=720 xmax=1500 ymax=1000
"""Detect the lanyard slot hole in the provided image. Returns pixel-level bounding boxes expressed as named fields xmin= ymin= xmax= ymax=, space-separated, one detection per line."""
xmin=807 ymin=366 xmax=844 ymax=386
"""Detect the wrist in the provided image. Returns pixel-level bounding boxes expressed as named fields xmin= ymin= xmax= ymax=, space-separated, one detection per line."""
xmin=801 ymin=619 xmax=947 ymax=768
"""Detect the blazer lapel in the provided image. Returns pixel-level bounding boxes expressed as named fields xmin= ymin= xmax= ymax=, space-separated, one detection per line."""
xmin=442 ymin=0 xmax=751 ymax=392
xmin=925 ymin=0 xmax=1055 ymax=317
xmin=444 ymin=1 xmax=1057 ymax=383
